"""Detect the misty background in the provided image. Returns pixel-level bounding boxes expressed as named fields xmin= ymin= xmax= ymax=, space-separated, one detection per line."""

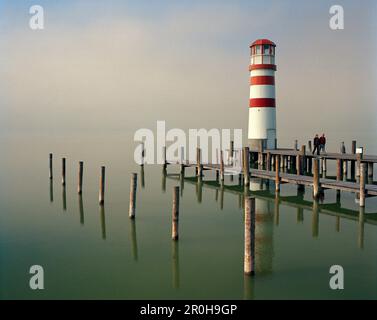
xmin=1 ymin=0 xmax=376 ymax=150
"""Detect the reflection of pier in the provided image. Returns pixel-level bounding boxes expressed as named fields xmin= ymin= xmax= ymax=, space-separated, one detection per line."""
xmin=167 ymin=172 xmax=377 ymax=226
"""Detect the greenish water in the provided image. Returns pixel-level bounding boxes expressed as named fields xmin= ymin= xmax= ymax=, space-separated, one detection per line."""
xmin=0 ymin=132 xmax=376 ymax=299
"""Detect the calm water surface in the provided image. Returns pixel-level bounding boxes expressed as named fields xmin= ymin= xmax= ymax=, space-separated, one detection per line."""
xmin=0 ymin=132 xmax=376 ymax=299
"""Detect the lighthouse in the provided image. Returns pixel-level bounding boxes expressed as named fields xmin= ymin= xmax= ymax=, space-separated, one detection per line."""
xmin=248 ymin=39 xmax=277 ymax=150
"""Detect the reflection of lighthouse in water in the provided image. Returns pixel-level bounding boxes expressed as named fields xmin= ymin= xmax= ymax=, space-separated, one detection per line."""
xmin=250 ymin=181 xmax=274 ymax=275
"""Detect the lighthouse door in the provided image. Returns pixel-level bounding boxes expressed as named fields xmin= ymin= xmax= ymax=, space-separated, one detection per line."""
xmin=266 ymin=129 xmax=276 ymax=149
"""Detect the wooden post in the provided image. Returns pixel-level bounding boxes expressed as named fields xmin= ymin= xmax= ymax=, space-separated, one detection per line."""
xmin=336 ymin=159 xmax=342 ymax=181
xmin=243 ymin=147 xmax=250 ymax=185
xmin=320 ymin=157 xmax=324 ymax=174
xmin=141 ymin=142 xmax=145 ymax=166
xmin=129 ymin=173 xmax=137 ymax=218
xmin=244 ymin=197 xmax=255 ymax=276
xmin=359 ymin=163 xmax=366 ymax=207
xmin=230 ymin=140 xmax=234 ymax=164
xmin=163 ymin=146 xmax=167 ymax=170
xmin=351 ymin=140 xmax=356 ymax=178
xmin=172 ymin=186 xmax=180 ymax=240
xmin=275 ymin=155 xmax=280 ymax=192
xmin=308 ymin=156 xmax=312 ymax=174
xmin=313 ymin=158 xmax=320 ymax=199
xmin=266 ymin=152 xmax=271 ymax=171
xmin=196 ymin=147 xmax=203 ymax=177
xmin=312 ymin=200 xmax=319 ymax=238
xmin=220 ymin=150 xmax=225 ymax=181
xmin=99 ymin=166 xmax=105 ymax=205
xmin=78 ymin=161 xmax=84 ymax=194
xmin=343 ymin=160 xmax=348 ymax=180
xmin=356 ymin=152 xmax=362 ymax=177
xmin=323 ymin=158 xmax=327 ymax=172
xmin=62 ymin=157 xmax=66 ymax=185
xmin=301 ymin=145 xmax=306 ymax=173
xmin=49 ymin=153 xmax=53 ymax=179
xmin=78 ymin=194 xmax=84 ymax=225
xmin=296 ymin=154 xmax=301 ymax=175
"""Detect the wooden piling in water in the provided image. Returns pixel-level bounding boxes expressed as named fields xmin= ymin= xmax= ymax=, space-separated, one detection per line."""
xmin=78 ymin=161 xmax=83 ymax=194
xmin=356 ymin=152 xmax=362 ymax=178
xmin=129 ymin=173 xmax=137 ymax=219
xmin=196 ymin=147 xmax=203 ymax=177
xmin=244 ymin=197 xmax=255 ymax=276
xmin=49 ymin=153 xmax=53 ymax=179
xmin=220 ymin=150 xmax=225 ymax=181
xmin=172 ymin=186 xmax=180 ymax=240
xmin=266 ymin=152 xmax=271 ymax=171
xmin=243 ymin=147 xmax=250 ymax=186
xmin=336 ymin=159 xmax=342 ymax=181
xmin=275 ymin=155 xmax=280 ymax=192
xmin=230 ymin=140 xmax=234 ymax=164
xmin=296 ymin=154 xmax=301 ymax=175
xmin=99 ymin=166 xmax=105 ymax=205
xmin=359 ymin=163 xmax=366 ymax=207
xmin=301 ymin=145 xmax=306 ymax=172
xmin=350 ymin=140 xmax=356 ymax=178
xmin=308 ymin=140 xmax=312 ymax=153
xmin=313 ymin=158 xmax=320 ymax=199
xmin=163 ymin=146 xmax=167 ymax=170
xmin=61 ymin=158 xmax=66 ymax=185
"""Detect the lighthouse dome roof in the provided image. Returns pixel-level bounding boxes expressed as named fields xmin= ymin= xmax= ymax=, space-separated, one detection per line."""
xmin=250 ymin=39 xmax=276 ymax=47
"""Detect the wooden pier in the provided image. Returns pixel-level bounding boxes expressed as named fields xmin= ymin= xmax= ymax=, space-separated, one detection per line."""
xmin=162 ymin=141 xmax=377 ymax=208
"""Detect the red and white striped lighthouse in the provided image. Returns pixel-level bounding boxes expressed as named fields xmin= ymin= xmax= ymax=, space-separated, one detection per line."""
xmin=248 ymin=39 xmax=277 ymax=150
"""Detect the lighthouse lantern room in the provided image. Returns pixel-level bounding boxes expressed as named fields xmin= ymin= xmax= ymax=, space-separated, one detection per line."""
xmin=248 ymin=39 xmax=277 ymax=150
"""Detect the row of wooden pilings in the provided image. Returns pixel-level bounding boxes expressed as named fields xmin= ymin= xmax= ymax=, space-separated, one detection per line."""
xmin=48 ymin=153 xmax=180 ymax=240
xmin=49 ymin=152 xmax=257 ymax=276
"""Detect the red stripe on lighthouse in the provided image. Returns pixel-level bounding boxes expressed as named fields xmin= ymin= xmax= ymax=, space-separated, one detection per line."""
xmin=249 ymin=98 xmax=276 ymax=108
xmin=249 ymin=64 xmax=277 ymax=71
xmin=250 ymin=76 xmax=275 ymax=85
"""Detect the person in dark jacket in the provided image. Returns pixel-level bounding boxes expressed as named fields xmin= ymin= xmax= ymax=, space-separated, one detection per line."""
xmin=319 ymin=133 xmax=326 ymax=153
xmin=312 ymin=134 xmax=320 ymax=155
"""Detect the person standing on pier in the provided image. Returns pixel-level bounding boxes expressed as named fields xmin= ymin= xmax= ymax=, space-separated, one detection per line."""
xmin=312 ymin=134 xmax=320 ymax=156
xmin=319 ymin=134 xmax=326 ymax=153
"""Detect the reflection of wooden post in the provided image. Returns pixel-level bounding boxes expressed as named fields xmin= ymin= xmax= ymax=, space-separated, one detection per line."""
xmin=129 ymin=173 xmax=137 ymax=219
xmin=78 ymin=161 xmax=84 ymax=194
xmin=130 ymin=220 xmax=138 ymax=261
xmin=49 ymin=179 xmax=54 ymax=203
xmin=62 ymin=185 xmax=67 ymax=211
xmin=274 ymin=194 xmax=280 ymax=226
xmin=359 ymin=163 xmax=366 ymax=207
xmin=172 ymin=186 xmax=180 ymax=240
xmin=78 ymin=194 xmax=84 ymax=225
xmin=244 ymin=197 xmax=255 ymax=276
xmin=358 ymin=207 xmax=364 ymax=249
xmin=336 ymin=216 xmax=340 ymax=232
xmin=49 ymin=153 xmax=53 ymax=179
xmin=275 ymin=155 xmax=280 ymax=192
xmin=99 ymin=166 xmax=105 ymax=205
xmin=312 ymin=200 xmax=319 ymax=238
xmin=172 ymin=240 xmax=180 ymax=289
xmin=313 ymin=159 xmax=320 ymax=199
xmin=243 ymin=147 xmax=250 ymax=186
xmin=100 ymin=205 xmax=106 ymax=240
xmin=62 ymin=157 xmax=66 ymax=185
xmin=163 ymin=146 xmax=167 ymax=170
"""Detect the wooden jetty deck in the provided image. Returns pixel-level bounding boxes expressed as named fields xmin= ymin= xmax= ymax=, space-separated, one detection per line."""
xmin=162 ymin=142 xmax=377 ymax=208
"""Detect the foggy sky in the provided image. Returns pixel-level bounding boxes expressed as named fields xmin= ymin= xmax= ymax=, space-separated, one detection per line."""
xmin=1 ymin=0 xmax=376 ymax=149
